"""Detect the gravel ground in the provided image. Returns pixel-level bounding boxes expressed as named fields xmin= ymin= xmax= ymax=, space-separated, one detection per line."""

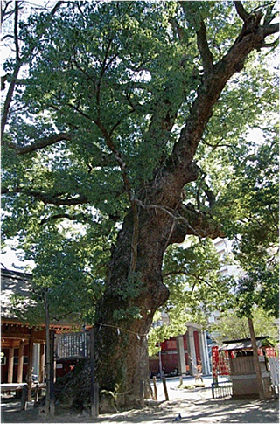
xmin=1 ymin=387 xmax=279 ymax=423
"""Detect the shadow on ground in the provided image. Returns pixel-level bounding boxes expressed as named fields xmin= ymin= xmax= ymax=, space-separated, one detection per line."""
xmin=1 ymin=396 xmax=279 ymax=423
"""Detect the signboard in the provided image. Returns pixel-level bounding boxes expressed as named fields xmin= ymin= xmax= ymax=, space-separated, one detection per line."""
xmin=55 ymin=331 xmax=90 ymax=359
xmin=166 ymin=341 xmax=177 ymax=350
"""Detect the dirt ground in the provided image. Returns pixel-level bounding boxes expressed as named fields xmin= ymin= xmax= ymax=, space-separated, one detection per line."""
xmin=1 ymin=390 xmax=279 ymax=424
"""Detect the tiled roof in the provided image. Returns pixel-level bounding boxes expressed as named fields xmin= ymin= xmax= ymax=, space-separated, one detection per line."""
xmin=1 ymin=267 xmax=81 ymax=328
xmin=220 ymin=336 xmax=268 ymax=351
xmin=1 ymin=267 xmax=32 ymax=319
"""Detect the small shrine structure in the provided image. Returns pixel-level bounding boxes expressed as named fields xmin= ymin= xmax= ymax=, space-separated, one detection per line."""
xmin=220 ymin=337 xmax=273 ymax=398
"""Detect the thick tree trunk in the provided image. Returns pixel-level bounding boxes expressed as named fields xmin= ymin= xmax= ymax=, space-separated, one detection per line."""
xmin=94 ymin=186 xmax=221 ymax=406
xmin=56 ymin=9 xmax=278 ymax=408
xmin=94 ymin=208 xmax=171 ymax=406
xmin=92 ymin=14 xmax=277 ymax=405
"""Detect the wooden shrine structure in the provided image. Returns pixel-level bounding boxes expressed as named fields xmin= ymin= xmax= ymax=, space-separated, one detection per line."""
xmin=1 ymin=268 xmax=73 ymax=389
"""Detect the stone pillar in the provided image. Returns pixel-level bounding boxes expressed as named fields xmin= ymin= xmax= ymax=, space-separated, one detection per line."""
xmin=198 ymin=331 xmax=206 ymax=374
xmin=8 ymin=347 xmax=15 ymax=383
xmin=39 ymin=344 xmax=45 ymax=383
xmin=188 ymin=327 xmax=197 ymax=376
xmin=17 ymin=342 xmax=24 ymax=383
xmin=177 ymin=335 xmax=186 ymax=376
xmin=200 ymin=331 xmax=211 ymax=375
xmin=185 ymin=330 xmax=192 ymax=373
xmin=32 ymin=344 xmax=39 ymax=377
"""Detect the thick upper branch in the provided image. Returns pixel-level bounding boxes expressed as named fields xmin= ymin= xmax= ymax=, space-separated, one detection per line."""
xmin=1 ymin=60 xmax=21 ymax=139
xmin=4 ymin=133 xmax=73 ymax=155
xmin=162 ymin=5 xmax=279 ymax=200
xmin=167 ymin=203 xmax=223 ymax=245
xmin=2 ymin=187 xmax=89 ymax=206
xmin=196 ymin=20 xmax=213 ymax=77
xmin=234 ymin=1 xmax=250 ymax=22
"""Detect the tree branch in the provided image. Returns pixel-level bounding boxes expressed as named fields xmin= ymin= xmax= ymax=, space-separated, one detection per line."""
xmin=136 ymin=199 xmax=223 ymax=243
xmin=39 ymin=213 xmax=79 ymax=225
xmin=234 ymin=1 xmax=250 ymax=22
xmin=4 ymin=132 xmax=73 ymax=155
xmin=14 ymin=1 xmax=20 ymax=60
xmin=1 ymin=74 xmax=9 ymax=91
xmin=169 ymin=203 xmax=223 ymax=243
xmin=196 ymin=20 xmax=213 ymax=77
xmin=1 ymin=0 xmax=69 ymax=139
xmin=1 ymin=60 xmax=21 ymax=139
xmin=51 ymin=1 xmax=65 ymax=16
xmin=262 ymin=23 xmax=280 ymax=37
xmin=95 ymin=125 xmax=139 ymax=275
xmin=166 ymin=6 xmax=279 ymax=193
xmin=2 ymin=187 xmax=89 ymax=206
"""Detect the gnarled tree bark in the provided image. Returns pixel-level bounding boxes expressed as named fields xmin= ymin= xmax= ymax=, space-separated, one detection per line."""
xmin=3 ymin=1 xmax=278 ymax=409
xmin=92 ymin=6 xmax=279 ymax=407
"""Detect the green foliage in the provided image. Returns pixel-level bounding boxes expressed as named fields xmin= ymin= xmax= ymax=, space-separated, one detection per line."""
xmin=1 ymin=1 xmax=278 ymax=329
xmin=235 ymin=265 xmax=279 ymax=318
xmin=163 ymin=238 xmax=232 ymax=317
xmin=148 ymin=238 xmax=234 ymax=354
xmin=149 ymin=116 xmax=279 ymax=347
xmin=216 ymin=126 xmax=279 ymax=318
xmin=10 ymin=225 xmax=109 ymax=325
xmin=210 ymin=308 xmax=279 ymax=345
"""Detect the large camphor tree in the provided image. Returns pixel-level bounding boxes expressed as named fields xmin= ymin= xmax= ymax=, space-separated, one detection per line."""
xmin=1 ymin=1 xmax=278 ymax=406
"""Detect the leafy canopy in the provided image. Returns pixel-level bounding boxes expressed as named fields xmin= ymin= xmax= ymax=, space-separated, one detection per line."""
xmin=1 ymin=1 xmax=279 ymax=325
xmin=210 ymin=308 xmax=279 ymax=346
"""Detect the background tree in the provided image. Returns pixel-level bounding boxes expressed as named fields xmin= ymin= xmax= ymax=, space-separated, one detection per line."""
xmin=10 ymin=226 xmax=108 ymax=326
xmin=1 ymin=1 xmax=278 ymax=406
xmin=210 ymin=308 xmax=279 ymax=346
xmin=217 ymin=122 xmax=279 ymax=399
xmin=217 ymin=123 xmax=279 ymax=317
xmin=148 ymin=238 xmax=233 ymax=356
xmin=148 ymin=54 xmax=279 ymax=358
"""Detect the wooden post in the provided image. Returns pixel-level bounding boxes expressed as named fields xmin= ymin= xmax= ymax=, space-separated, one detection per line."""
xmin=8 ymin=347 xmax=15 ymax=383
xmin=49 ymin=330 xmax=55 ymax=415
xmin=20 ymin=384 xmax=28 ymax=411
xmin=153 ymin=376 xmax=157 ymax=400
xmin=34 ymin=384 xmax=39 ymax=405
xmin=17 ymin=342 xmax=24 ymax=384
xmin=94 ymin=383 xmax=99 ymax=417
xmin=158 ymin=349 xmax=163 ymax=379
xmin=90 ymin=328 xmax=98 ymax=418
xmin=140 ymin=379 xmax=144 ymax=407
xmin=45 ymin=291 xmax=51 ymax=415
xmin=27 ymin=336 xmax=34 ymax=401
xmin=162 ymin=376 xmax=169 ymax=401
xmin=39 ymin=344 xmax=45 ymax=383
xmin=248 ymin=317 xmax=265 ymax=400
